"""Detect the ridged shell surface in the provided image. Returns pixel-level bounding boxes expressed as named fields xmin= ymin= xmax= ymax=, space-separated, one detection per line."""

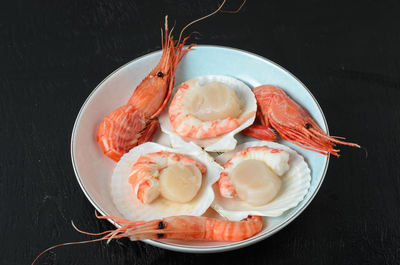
xmin=111 ymin=142 xmax=222 ymax=221
xmin=212 ymin=141 xmax=311 ymax=221
xmin=159 ymin=75 xmax=256 ymax=152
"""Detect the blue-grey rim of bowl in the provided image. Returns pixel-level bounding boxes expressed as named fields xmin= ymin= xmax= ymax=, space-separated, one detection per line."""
xmin=71 ymin=45 xmax=330 ymax=253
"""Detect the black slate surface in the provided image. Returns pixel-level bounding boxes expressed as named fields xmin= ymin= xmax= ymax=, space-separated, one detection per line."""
xmin=1 ymin=0 xmax=400 ymax=264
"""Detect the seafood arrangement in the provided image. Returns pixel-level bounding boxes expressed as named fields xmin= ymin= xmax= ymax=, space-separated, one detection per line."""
xmin=34 ymin=1 xmax=360 ymax=264
xmin=95 ymin=47 xmax=358 ymax=243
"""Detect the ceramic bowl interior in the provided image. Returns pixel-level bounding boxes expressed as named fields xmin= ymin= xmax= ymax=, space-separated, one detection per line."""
xmin=71 ymin=45 xmax=329 ymax=253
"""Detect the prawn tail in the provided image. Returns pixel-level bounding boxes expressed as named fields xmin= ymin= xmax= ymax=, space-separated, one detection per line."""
xmin=205 ymin=215 xmax=263 ymax=241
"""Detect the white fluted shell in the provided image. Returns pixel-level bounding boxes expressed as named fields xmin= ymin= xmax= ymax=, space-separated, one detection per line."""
xmin=111 ymin=142 xmax=222 ymax=221
xmin=212 ymin=141 xmax=311 ymax=221
xmin=159 ymin=75 xmax=256 ymax=152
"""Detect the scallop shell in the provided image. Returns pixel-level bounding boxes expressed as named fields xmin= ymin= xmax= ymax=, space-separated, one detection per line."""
xmin=159 ymin=75 xmax=256 ymax=152
xmin=111 ymin=142 xmax=222 ymax=221
xmin=212 ymin=141 xmax=311 ymax=221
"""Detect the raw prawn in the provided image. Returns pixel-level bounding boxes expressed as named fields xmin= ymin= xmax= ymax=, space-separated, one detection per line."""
xmin=32 ymin=213 xmax=262 ymax=265
xmin=94 ymin=213 xmax=263 ymax=241
xmin=97 ymin=17 xmax=194 ymax=161
xmin=243 ymin=85 xmax=360 ymax=156
xmin=129 ymin=151 xmax=207 ymax=204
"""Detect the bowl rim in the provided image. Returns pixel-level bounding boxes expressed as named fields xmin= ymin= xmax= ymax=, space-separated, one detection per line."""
xmin=71 ymin=44 xmax=330 ymax=253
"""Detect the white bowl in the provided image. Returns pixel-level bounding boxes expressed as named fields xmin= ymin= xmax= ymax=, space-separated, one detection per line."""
xmin=71 ymin=45 xmax=329 ymax=253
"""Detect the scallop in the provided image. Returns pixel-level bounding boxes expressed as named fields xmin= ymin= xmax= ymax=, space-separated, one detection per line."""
xmin=111 ymin=142 xmax=222 ymax=221
xmin=212 ymin=141 xmax=311 ymax=221
xmin=183 ymin=81 xmax=243 ymax=121
xmin=230 ymin=159 xmax=282 ymax=206
xmin=159 ymin=163 xmax=202 ymax=203
xmin=158 ymin=75 xmax=257 ymax=152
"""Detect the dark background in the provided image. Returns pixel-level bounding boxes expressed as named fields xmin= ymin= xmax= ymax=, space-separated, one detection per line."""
xmin=1 ymin=0 xmax=399 ymax=264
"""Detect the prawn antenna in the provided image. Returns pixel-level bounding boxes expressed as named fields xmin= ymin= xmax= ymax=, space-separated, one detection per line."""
xmin=31 ymin=235 xmax=105 ymax=265
xmin=161 ymin=28 xmax=163 ymax=49
xmin=169 ymin=19 xmax=177 ymax=39
xmin=361 ymin=145 xmax=368 ymax=159
xmin=177 ymin=0 xmax=228 ymax=46
xmin=221 ymin=0 xmax=247 ymax=13
xmin=32 ymin=213 xmax=129 ymax=265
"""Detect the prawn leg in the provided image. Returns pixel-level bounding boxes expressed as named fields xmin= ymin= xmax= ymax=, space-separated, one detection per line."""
xmin=138 ymin=119 xmax=160 ymax=145
xmin=242 ymin=124 xmax=277 ymax=141
xmin=242 ymin=105 xmax=277 ymax=141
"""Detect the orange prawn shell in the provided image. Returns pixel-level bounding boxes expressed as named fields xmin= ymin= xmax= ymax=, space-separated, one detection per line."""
xmin=247 ymin=85 xmax=360 ymax=156
xmin=96 ymin=18 xmax=194 ymax=162
xmin=111 ymin=142 xmax=223 ymax=221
